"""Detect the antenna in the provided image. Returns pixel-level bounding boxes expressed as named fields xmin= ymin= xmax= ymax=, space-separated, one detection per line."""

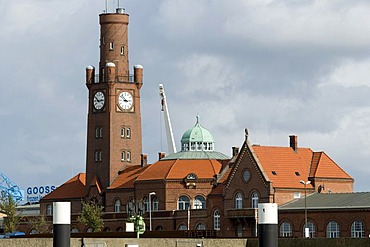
xmin=118 ymin=0 xmax=120 ymax=8
xmin=105 ymin=0 xmax=108 ymax=13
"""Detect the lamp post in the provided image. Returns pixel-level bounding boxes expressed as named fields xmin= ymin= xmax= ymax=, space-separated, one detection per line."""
xmin=300 ymin=180 xmax=311 ymax=238
xmin=149 ymin=192 xmax=156 ymax=231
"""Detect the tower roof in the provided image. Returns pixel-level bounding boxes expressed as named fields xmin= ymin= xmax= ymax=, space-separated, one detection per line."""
xmin=181 ymin=116 xmax=215 ymax=144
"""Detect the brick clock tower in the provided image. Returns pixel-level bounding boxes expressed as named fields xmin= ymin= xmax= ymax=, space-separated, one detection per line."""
xmin=85 ymin=8 xmax=143 ymax=190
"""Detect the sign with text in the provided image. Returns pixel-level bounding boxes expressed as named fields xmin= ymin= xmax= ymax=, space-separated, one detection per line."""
xmin=25 ymin=185 xmax=56 ymax=203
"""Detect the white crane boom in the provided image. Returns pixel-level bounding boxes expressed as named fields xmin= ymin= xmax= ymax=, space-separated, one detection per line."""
xmin=159 ymin=84 xmax=177 ymax=154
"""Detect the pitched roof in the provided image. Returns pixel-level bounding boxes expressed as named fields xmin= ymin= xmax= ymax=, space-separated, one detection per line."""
xmin=42 ymin=173 xmax=86 ymax=200
xmin=108 ymin=165 xmax=149 ymax=189
xmin=251 ymin=145 xmax=352 ymax=189
xmin=136 ymin=159 xmax=222 ymax=181
xmin=279 ymin=192 xmax=370 ymax=210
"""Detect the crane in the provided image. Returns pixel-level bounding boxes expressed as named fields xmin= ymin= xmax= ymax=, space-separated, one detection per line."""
xmin=159 ymin=84 xmax=177 ymax=155
xmin=0 ymin=172 xmax=23 ymax=202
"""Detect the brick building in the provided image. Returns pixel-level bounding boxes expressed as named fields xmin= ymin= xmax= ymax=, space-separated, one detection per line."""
xmin=36 ymin=7 xmax=358 ymax=238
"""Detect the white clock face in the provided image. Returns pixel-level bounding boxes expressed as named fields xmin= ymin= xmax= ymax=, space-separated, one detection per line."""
xmin=118 ymin=91 xmax=133 ymax=110
xmin=93 ymin=91 xmax=105 ymax=110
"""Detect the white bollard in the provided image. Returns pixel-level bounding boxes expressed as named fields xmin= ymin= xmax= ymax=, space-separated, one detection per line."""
xmin=53 ymin=202 xmax=71 ymax=247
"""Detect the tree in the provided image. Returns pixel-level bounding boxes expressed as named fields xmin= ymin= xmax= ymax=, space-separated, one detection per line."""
xmin=29 ymin=214 xmax=50 ymax=234
xmin=0 ymin=194 xmax=21 ymax=233
xmin=77 ymin=201 xmax=104 ymax=232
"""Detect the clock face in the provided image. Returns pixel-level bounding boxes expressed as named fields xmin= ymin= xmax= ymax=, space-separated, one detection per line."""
xmin=118 ymin=91 xmax=133 ymax=110
xmin=93 ymin=91 xmax=105 ymax=110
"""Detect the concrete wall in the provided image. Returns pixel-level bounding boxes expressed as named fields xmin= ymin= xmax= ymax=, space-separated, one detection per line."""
xmin=2 ymin=238 xmax=370 ymax=247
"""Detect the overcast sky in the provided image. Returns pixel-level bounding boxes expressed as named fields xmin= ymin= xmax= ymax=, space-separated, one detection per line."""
xmin=1 ymin=0 xmax=370 ymax=195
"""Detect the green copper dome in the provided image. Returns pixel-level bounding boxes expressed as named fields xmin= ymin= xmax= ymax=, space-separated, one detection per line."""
xmin=180 ymin=116 xmax=215 ymax=152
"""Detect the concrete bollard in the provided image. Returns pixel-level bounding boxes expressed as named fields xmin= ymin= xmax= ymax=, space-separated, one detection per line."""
xmin=53 ymin=202 xmax=71 ymax=247
xmin=258 ymin=203 xmax=278 ymax=247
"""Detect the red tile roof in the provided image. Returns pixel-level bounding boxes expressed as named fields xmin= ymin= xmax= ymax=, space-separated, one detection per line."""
xmin=108 ymin=165 xmax=149 ymax=189
xmin=136 ymin=159 xmax=222 ymax=181
xmin=42 ymin=173 xmax=86 ymax=200
xmin=251 ymin=145 xmax=352 ymax=189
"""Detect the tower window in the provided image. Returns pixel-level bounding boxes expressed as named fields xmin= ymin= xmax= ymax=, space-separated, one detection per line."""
xmin=109 ymin=42 xmax=114 ymax=50
xmin=126 ymin=151 xmax=131 ymax=161
xmin=126 ymin=128 xmax=131 ymax=138
xmin=95 ymin=150 xmax=102 ymax=162
xmin=95 ymin=126 xmax=102 ymax=138
xmin=121 ymin=151 xmax=125 ymax=161
xmin=121 ymin=127 xmax=125 ymax=138
xmin=120 ymin=46 xmax=124 ymax=55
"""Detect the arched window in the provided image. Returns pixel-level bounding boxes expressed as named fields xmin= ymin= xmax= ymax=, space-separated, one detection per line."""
xmin=351 ymin=220 xmax=365 ymax=238
xmin=235 ymin=192 xmax=243 ymax=209
xmin=178 ymin=224 xmax=187 ymax=230
xmin=153 ymin=196 xmax=159 ymax=211
xmin=127 ymin=198 xmax=135 ymax=215
xmin=143 ymin=196 xmax=148 ymax=212
xmin=251 ymin=192 xmax=259 ymax=208
xmin=196 ymin=223 xmax=206 ymax=230
xmin=178 ymin=195 xmax=190 ymax=210
xmin=86 ymin=227 xmax=93 ymax=233
xmin=103 ymin=227 xmax=111 ymax=232
xmin=280 ymin=221 xmax=292 ymax=237
xmin=194 ymin=195 xmax=206 ymax=209
xmin=114 ymin=199 xmax=121 ymax=213
xmin=155 ymin=226 xmax=164 ymax=231
xmin=213 ymin=210 xmax=220 ymax=230
xmin=71 ymin=227 xmax=79 ymax=233
xmin=326 ymin=221 xmax=340 ymax=238
xmin=303 ymin=221 xmax=315 ymax=238
xmin=30 ymin=229 xmax=38 ymax=234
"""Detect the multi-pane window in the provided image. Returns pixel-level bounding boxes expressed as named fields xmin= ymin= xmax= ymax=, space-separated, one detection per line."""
xmin=196 ymin=223 xmax=206 ymax=230
xmin=351 ymin=220 xmax=365 ymax=238
xmin=213 ymin=210 xmax=220 ymax=230
xmin=153 ymin=196 xmax=159 ymax=211
xmin=193 ymin=195 xmax=206 ymax=209
xmin=127 ymin=198 xmax=135 ymax=215
xmin=326 ymin=221 xmax=340 ymax=238
xmin=303 ymin=221 xmax=315 ymax=238
xmin=235 ymin=192 xmax=243 ymax=209
xmin=178 ymin=224 xmax=187 ymax=230
xmin=178 ymin=196 xmax=190 ymax=210
xmin=114 ymin=199 xmax=121 ymax=213
xmin=251 ymin=192 xmax=259 ymax=208
xmin=280 ymin=221 xmax=292 ymax=237
xmin=143 ymin=196 xmax=148 ymax=212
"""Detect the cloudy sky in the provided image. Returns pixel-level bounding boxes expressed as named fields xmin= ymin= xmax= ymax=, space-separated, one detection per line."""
xmin=1 ymin=0 xmax=370 ymax=196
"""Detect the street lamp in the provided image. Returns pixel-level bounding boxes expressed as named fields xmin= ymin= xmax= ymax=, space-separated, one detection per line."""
xmin=149 ymin=192 xmax=156 ymax=231
xmin=300 ymin=180 xmax=311 ymax=238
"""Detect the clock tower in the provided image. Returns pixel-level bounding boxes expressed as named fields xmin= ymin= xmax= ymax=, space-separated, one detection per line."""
xmin=85 ymin=8 xmax=143 ymax=190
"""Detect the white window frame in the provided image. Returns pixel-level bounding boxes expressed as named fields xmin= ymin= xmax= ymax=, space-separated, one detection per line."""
xmin=326 ymin=221 xmax=340 ymax=238
xmin=109 ymin=42 xmax=114 ymax=50
xmin=235 ymin=192 xmax=243 ymax=209
xmin=193 ymin=195 xmax=206 ymax=209
xmin=213 ymin=210 xmax=220 ymax=230
xmin=303 ymin=221 xmax=315 ymax=238
xmin=121 ymin=151 xmax=125 ymax=161
xmin=251 ymin=192 xmax=259 ymax=208
xmin=178 ymin=196 xmax=190 ymax=210
xmin=280 ymin=221 xmax=292 ymax=237
xmin=114 ymin=199 xmax=121 ymax=213
xmin=351 ymin=220 xmax=365 ymax=238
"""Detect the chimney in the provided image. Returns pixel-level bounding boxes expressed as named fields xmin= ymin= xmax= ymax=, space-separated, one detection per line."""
xmin=158 ymin=152 xmax=166 ymax=160
xmin=141 ymin=154 xmax=148 ymax=167
xmin=232 ymin=146 xmax=239 ymax=157
xmin=289 ymin=135 xmax=298 ymax=152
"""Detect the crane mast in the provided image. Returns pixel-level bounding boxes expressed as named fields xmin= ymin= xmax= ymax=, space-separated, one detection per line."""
xmin=159 ymin=84 xmax=177 ymax=154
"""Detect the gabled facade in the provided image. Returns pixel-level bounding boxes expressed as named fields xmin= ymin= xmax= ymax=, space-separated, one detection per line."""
xmin=35 ymin=7 xmax=355 ymax=238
